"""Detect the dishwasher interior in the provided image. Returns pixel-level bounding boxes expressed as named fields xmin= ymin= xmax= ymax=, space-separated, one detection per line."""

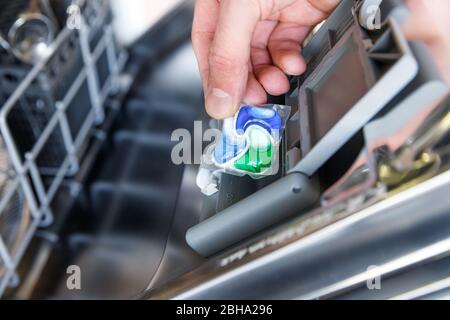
xmin=0 ymin=0 xmax=450 ymax=300
xmin=0 ymin=0 xmax=208 ymax=299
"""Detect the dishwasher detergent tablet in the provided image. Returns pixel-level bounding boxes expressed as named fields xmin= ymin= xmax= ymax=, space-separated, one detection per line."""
xmin=207 ymin=104 xmax=291 ymax=178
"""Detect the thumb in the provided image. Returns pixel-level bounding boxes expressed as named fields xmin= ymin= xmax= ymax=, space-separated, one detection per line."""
xmin=205 ymin=0 xmax=261 ymax=119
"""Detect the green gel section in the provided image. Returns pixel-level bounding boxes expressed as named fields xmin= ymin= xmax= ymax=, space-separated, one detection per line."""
xmin=234 ymin=127 xmax=273 ymax=173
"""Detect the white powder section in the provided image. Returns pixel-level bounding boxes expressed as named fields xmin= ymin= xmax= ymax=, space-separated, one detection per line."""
xmin=248 ymin=127 xmax=271 ymax=150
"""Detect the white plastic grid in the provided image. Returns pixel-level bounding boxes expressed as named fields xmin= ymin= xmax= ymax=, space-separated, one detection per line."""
xmin=0 ymin=2 xmax=128 ymax=297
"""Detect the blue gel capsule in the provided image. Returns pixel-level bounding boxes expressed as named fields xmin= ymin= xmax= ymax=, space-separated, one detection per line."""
xmin=214 ymin=118 xmax=247 ymax=165
xmin=212 ymin=105 xmax=288 ymax=171
xmin=213 ymin=133 xmax=246 ymax=165
xmin=235 ymin=106 xmax=283 ymax=138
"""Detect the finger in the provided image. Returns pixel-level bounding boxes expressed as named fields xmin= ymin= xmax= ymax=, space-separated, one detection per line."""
xmin=403 ymin=0 xmax=448 ymax=44
xmin=251 ymin=35 xmax=277 ymax=96
xmin=268 ymin=22 xmax=309 ymax=75
xmin=251 ymin=20 xmax=278 ymax=60
xmin=280 ymin=0 xmax=339 ymax=25
xmin=205 ymin=0 xmax=261 ymax=119
xmin=191 ymin=0 xmax=220 ymax=92
xmin=243 ymin=72 xmax=267 ymax=105
xmin=250 ymin=20 xmax=277 ymax=75
xmin=249 ymin=20 xmax=282 ymax=100
xmin=255 ymin=65 xmax=290 ymax=96
xmin=403 ymin=0 xmax=450 ymax=84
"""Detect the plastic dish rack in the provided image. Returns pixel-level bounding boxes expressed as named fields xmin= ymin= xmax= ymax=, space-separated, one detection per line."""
xmin=0 ymin=2 xmax=127 ymax=296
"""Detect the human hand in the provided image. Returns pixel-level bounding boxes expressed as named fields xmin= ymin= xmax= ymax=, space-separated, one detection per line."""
xmin=192 ymin=0 xmax=341 ymax=119
xmin=192 ymin=0 xmax=450 ymax=120
xmin=403 ymin=0 xmax=450 ymax=85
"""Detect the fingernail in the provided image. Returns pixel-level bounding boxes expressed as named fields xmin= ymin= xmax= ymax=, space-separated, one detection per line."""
xmin=206 ymin=88 xmax=233 ymax=119
xmin=282 ymin=54 xmax=305 ymax=76
xmin=243 ymin=97 xmax=260 ymax=106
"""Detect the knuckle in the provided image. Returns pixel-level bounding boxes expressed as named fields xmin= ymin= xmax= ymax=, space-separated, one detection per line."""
xmin=209 ymin=51 xmax=244 ymax=76
xmin=245 ymin=0 xmax=278 ymax=19
xmin=191 ymin=31 xmax=213 ymax=48
xmin=258 ymin=0 xmax=275 ymax=18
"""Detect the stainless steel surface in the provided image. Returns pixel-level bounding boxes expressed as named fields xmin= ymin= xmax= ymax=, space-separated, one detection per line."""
xmin=142 ymin=168 xmax=450 ymax=300
xmin=322 ymin=89 xmax=449 ymax=207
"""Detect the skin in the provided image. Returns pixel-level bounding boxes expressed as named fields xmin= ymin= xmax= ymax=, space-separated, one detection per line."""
xmin=403 ymin=0 xmax=450 ymax=86
xmin=192 ymin=0 xmax=450 ymax=120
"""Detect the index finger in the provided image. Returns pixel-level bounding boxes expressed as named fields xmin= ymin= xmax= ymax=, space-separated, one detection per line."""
xmin=192 ymin=0 xmax=220 ymax=92
xmin=204 ymin=0 xmax=262 ymax=119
